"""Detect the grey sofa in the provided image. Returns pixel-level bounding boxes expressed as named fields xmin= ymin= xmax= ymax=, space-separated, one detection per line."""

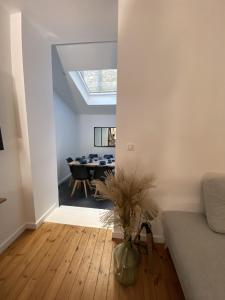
xmin=163 ymin=211 xmax=225 ymax=300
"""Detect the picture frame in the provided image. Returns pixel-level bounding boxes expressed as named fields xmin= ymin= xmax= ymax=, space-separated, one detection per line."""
xmin=0 ymin=128 xmax=4 ymax=150
xmin=94 ymin=127 xmax=116 ymax=147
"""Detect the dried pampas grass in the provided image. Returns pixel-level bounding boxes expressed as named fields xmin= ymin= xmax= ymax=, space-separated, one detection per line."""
xmin=96 ymin=168 xmax=158 ymax=239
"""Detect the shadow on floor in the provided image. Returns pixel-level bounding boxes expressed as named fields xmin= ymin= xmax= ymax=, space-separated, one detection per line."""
xmin=58 ymin=178 xmax=113 ymax=210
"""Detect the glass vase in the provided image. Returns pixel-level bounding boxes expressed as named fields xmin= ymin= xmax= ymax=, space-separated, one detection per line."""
xmin=114 ymin=239 xmax=140 ymax=286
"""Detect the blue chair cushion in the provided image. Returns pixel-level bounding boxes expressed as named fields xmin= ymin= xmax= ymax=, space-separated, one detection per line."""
xmin=104 ymin=154 xmax=114 ymax=159
xmin=81 ymin=159 xmax=87 ymax=164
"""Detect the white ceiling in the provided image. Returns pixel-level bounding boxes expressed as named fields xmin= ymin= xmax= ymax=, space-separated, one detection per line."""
xmin=0 ymin=0 xmax=117 ymax=44
xmin=0 ymin=0 xmax=117 ymax=114
xmin=57 ymin=42 xmax=117 ymax=71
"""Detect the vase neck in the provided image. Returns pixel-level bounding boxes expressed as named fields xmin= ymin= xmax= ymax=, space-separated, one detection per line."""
xmin=124 ymin=233 xmax=132 ymax=242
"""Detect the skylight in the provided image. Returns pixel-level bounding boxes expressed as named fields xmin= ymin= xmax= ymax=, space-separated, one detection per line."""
xmin=79 ymin=69 xmax=117 ymax=94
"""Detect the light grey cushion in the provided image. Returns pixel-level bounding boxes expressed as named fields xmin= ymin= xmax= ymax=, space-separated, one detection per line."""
xmin=163 ymin=211 xmax=225 ymax=300
xmin=202 ymin=173 xmax=225 ymax=233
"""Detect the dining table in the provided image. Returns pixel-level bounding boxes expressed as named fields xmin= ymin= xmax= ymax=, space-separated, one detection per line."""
xmin=69 ymin=159 xmax=115 ymax=168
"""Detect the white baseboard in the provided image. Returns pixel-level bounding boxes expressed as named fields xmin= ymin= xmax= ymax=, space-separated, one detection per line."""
xmin=26 ymin=203 xmax=58 ymax=230
xmin=153 ymin=234 xmax=165 ymax=244
xmin=112 ymin=230 xmax=165 ymax=244
xmin=58 ymin=174 xmax=71 ymax=185
xmin=0 ymin=203 xmax=58 ymax=254
xmin=0 ymin=224 xmax=27 ymax=254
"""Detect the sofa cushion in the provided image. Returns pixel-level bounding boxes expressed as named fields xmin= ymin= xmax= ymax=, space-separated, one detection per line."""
xmin=163 ymin=211 xmax=225 ymax=300
xmin=202 ymin=173 xmax=225 ymax=233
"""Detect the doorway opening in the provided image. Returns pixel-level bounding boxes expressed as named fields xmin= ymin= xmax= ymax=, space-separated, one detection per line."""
xmin=48 ymin=42 xmax=117 ymax=227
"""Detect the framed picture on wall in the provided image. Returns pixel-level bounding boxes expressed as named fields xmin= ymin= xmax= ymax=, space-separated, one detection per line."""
xmin=0 ymin=128 xmax=4 ymax=150
xmin=94 ymin=127 xmax=116 ymax=147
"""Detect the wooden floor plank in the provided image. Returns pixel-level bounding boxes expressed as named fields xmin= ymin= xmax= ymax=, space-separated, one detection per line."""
xmin=68 ymin=228 xmax=100 ymax=299
xmin=0 ymin=223 xmax=54 ymax=299
xmin=0 ymin=224 xmax=47 ymax=275
xmin=157 ymin=246 xmax=184 ymax=300
xmin=42 ymin=226 xmax=84 ymax=300
xmin=141 ymin=253 xmax=157 ymax=300
xmin=0 ymin=230 xmax=33 ymax=273
xmin=55 ymin=227 xmax=92 ymax=300
xmin=6 ymin=223 xmax=63 ymax=300
xmin=29 ymin=225 xmax=81 ymax=300
xmin=94 ymin=229 xmax=113 ymax=300
xmin=0 ymin=223 xmax=184 ymax=300
xmin=81 ymin=229 xmax=108 ymax=300
xmin=151 ymin=244 xmax=169 ymax=300
xmin=17 ymin=225 xmax=71 ymax=300
xmin=106 ymin=242 xmax=119 ymax=300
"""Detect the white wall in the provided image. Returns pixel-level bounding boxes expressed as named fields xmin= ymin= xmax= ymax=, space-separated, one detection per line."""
xmin=10 ymin=13 xmax=35 ymax=224
xmin=54 ymin=92 xmax=79 ymax=183
xmin=22 ymin=16 xmax=59 ymax=222
xmin=0 ymin=1 xmax=117 ymax=251
xmin=77 ymin=114 xmax=116 ymax=157
xmin=117 ymin=0 xmax=225 ymax=239
xmin=0 ymin=6 xmax=25 ymax=251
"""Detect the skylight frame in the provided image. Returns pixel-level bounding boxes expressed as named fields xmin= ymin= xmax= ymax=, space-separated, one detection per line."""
xmin=78 ymin=69 xmax=117 ymax=95
xmin=69 ymin=71 xmax=117 ymax=106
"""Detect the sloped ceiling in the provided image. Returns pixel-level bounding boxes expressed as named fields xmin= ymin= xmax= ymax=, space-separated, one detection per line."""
xmin=0 ymin=0 xmax=117 ymax=44
xmin=52 ymin=42 xmax=117 ymax=114
xmin=56 ymin=42 xmax=117 ymax=71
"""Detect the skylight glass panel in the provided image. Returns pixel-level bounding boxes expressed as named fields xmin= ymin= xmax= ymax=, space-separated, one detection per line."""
xmin=79 ymin=69 xmax=117 ymax=94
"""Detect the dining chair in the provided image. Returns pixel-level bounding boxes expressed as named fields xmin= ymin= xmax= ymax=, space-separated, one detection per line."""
xmin=92 ymin=166 xmax=113 ymax=197
xmin=103 ymin=154 xmax=114 ymax=159
xmin=71 ymin=165 xmax=89 ymax=198
xmin=66 ymin=157 xmax=74 ymax=187
xmin=66 ymin=157 xmax=73 ymax=163
xmin=80 ymin=159 xmax=87 ymax=164
xmin=89 ymin=153 xmax=98 ymax=159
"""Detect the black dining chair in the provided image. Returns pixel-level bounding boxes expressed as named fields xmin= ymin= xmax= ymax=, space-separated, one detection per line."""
xmin=92 ymin=166 xmax=113 ymax=197
xmin=80 ymin=159 xmax=87 ymax=164
xmin=99 ymin=160 xmax=106 ymax=166
xmin=66 ymin=157 xmax=73 ymax=163
xmin=89 ymin=153 xmax=98 ymax=159
xmin=66 ymin=157 xmax=74 ymax=186
xmin=103 ymin=154 xmax=114 ymax=159
xmin=70 ymin=165 xmax=89 ymax=198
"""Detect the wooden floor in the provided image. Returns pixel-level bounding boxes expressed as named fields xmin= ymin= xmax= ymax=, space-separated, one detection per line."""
xmin=0 ymin=223 xmax=184 ymax=300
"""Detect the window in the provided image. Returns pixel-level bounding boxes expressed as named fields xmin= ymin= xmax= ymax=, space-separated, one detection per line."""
xmin=79 ymin=69 xmax=117 ymax=94
xmin=94 ymin=127 xmax=116 ymax=147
